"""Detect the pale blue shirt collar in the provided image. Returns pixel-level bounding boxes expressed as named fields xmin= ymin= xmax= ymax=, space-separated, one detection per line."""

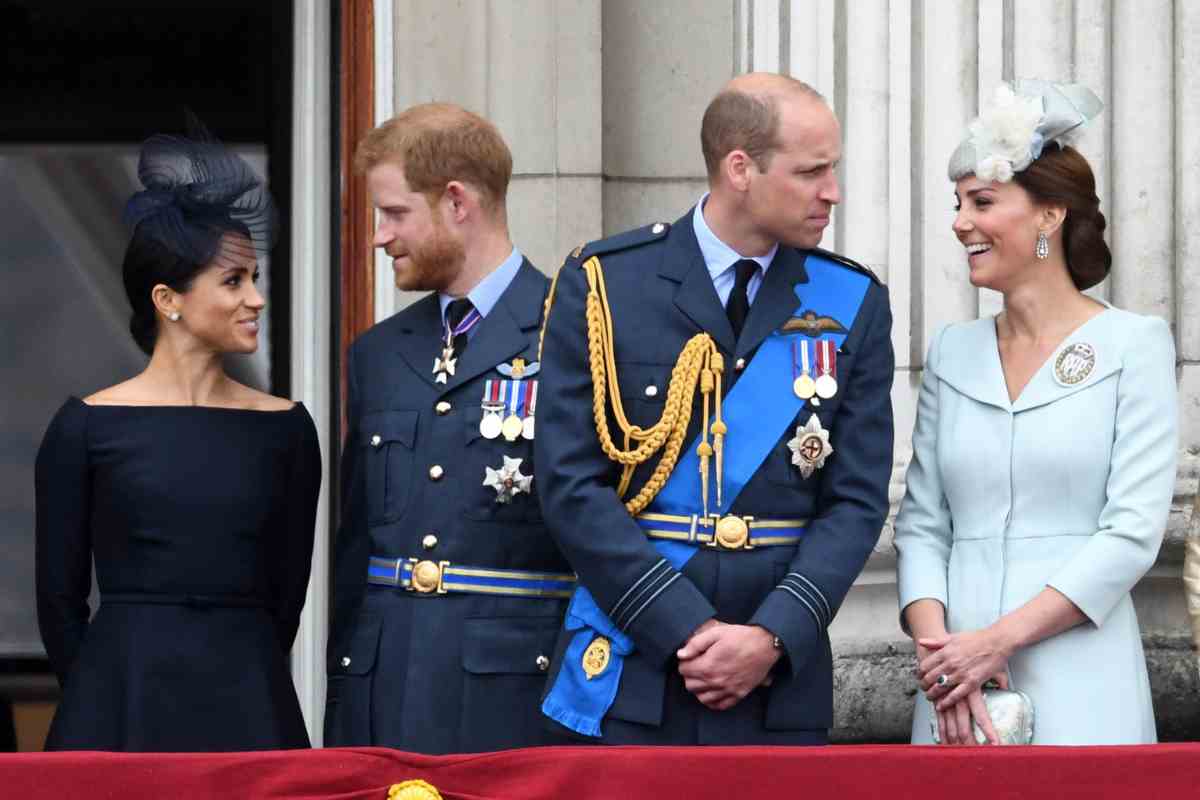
xmin=692 ymin=193 xmax=777 ymax=279
xmin=692 ymin=194 xmax=776 ymax=306
xmin=438 ymin=247 xmax=523 ymax=323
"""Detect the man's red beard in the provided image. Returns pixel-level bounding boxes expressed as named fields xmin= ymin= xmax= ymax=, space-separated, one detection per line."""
xmin=389 ymin=214 xmax=466 ymax=292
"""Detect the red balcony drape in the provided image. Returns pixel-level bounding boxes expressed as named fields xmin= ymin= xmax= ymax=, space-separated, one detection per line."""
xmin=2 ymin=743 xmax=1196 ymax=799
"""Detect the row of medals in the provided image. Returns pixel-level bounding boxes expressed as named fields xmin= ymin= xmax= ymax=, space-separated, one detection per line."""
xmin=479 ymin=359 xmax=537 ymax=442
xmin=479 ymin=359 xmax=837 ymax=440
xmin=480 ymin=403 xmax=535 ymax=442
xmin=794 ymin=365 xmax=837 ymax=402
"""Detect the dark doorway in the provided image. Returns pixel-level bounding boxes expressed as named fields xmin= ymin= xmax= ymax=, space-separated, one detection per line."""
xmin=0 ymin=0 xmax=293 ymax=751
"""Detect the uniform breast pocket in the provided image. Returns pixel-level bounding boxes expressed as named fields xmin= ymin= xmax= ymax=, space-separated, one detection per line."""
xmin=462 ymin=405 xmax=542 ymax=523
xmin=614 ymin=362 xmax=672 ymax=430
xmin=768 ymin=403 xmax=837 ymax=487
xmin=362 ymin=410 xmax=418 ymax=525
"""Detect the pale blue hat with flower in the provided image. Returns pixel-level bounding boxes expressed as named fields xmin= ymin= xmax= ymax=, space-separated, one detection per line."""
xmin=948 ymin=79 xmax=1104 ymax=183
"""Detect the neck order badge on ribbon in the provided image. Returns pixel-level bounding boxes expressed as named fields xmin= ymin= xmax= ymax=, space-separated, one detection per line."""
xmin=542 ymin=253 xmax=873 ymax=737
xmin=434 ymin=305 xmax=482 ymax=384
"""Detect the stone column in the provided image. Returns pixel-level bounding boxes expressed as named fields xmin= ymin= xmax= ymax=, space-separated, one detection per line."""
xmin=1177 ymin=0 xmax=1200 ymax=491
xmin=600 ymin=0 xmax=733 ymax=233
xmin=386 ymin=0 xmax=603 ymax=294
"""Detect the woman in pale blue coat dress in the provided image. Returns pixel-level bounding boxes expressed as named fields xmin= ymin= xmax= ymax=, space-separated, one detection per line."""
xmin=894 ymin=81 xmax=1178 ymax=745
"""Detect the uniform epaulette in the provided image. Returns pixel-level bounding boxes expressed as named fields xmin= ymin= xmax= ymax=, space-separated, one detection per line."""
xmin=811 ymin=247 xmax=882 ymax=285
xmin=572 ymin=221 xmax=671 ymax=264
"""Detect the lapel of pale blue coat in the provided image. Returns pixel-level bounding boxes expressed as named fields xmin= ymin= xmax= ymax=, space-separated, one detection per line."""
xmin=932 ymin=308 xmax=1123 ymax=413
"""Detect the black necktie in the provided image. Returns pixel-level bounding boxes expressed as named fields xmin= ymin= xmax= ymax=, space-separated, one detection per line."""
xmin=726 ymin=259 xmax=757 ymax=340
xmin=445 ymin=298 xmax=476 ymax=358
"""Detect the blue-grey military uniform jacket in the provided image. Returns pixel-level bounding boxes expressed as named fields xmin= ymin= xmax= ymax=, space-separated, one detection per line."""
xmin=535 ymin=213 xmax=895 ymax=744
xmin=325 ymin=260 xmax=572 ymax=753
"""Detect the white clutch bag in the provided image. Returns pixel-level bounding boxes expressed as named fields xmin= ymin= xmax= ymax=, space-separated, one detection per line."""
xmin=929 ymin=682 xmax=1034 ymax=745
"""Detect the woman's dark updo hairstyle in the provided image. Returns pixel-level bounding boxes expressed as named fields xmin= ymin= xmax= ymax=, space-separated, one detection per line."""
xmin=1013 ymin=144 xmax=1111 ymax=291
xmin=122 ymin=224 xmax=216 ymax=355
xmin=121 ymin=119 xmax=277 ymax=355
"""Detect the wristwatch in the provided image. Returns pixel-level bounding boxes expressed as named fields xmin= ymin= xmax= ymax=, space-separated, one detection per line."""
xmin=757 ymin=624 xmax=783 ymax=652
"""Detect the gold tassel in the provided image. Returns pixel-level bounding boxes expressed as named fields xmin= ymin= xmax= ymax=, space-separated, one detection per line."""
xmin=709 ymin=352 xmax=727 ymax=509
xmin=698 ymin=368 xmax=714 ymax=518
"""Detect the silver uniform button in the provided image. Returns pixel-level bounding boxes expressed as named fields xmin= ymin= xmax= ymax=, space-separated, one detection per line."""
xmin=422 ymin=534 xmax=438 ymax=550
xmin=644 ymin=385 xmax=658 ymax=397
xmin=735 ymin=358 xmax=746 ymax=372
xmin=651 ymin=223 xmax=665 ymax=234
xmin=435 ymin=401 xmax=452 ymax=415
xmin=429 ymin=465 xmax=444 ymax=481
xmin=370 ymin=434 xmax=382 ymax=447
xmin=341 ymin=656 xmax=352 ymax=668
xmin=536 ymin=654 xmax=550 ymax=671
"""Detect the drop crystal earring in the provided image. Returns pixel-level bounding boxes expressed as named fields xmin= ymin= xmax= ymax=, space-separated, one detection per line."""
xmin=1035 ymin=232 xmax=1049 ymax=260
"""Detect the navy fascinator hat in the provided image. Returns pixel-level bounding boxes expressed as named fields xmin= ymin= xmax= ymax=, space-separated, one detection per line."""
xmin=122 ymin=116 xmax=278 ymax=269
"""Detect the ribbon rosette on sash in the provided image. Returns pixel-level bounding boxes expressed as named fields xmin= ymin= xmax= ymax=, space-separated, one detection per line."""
xmin=542 ymin=254 xmax=872 ymax=737
xmin=542 ymin=539 xmax=693 ymax=737
xmin=541 ymin=587 xmax=633 ymax=737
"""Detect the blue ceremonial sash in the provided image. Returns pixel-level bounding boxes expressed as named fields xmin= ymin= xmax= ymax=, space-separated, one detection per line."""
xmin=542 ymin=254 xmax=872 ymax=736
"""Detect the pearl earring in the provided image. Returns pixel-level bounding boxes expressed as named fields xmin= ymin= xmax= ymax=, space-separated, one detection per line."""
xmin=168 ymin=312 xmax=181 ymax=322
xmin=1035 ymin=232 xmax=1049 ymax=260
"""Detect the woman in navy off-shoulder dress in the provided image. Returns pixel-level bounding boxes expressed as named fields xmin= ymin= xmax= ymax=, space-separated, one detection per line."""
xmin=35 ymin=129 xmax=320 ymax=751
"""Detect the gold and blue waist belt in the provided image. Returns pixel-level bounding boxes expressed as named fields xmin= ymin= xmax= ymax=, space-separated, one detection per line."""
xmin=634 ymin=512 xmax=810 ymax=550
xmin=367 ymin=556 xmax=577 ymax=598
xmin=367 ymin=513 xmax=807 ymax=598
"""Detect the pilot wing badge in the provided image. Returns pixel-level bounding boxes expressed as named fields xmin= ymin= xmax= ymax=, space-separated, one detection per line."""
xmin=781 ymin=309 xmax=848 ymax=337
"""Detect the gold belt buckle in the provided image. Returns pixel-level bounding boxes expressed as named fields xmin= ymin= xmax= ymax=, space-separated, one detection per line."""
xmin=407 ymin=559 xmax=449 ymax=594
xmin=710 ymin=514 xmax=754 ymax=550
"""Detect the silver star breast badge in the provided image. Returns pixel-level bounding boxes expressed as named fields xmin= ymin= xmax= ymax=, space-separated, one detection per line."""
xmin=786 ymin=414 xmax=834 ymax=479
xmin=483 ymin=455 xmax=533 ymax=503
